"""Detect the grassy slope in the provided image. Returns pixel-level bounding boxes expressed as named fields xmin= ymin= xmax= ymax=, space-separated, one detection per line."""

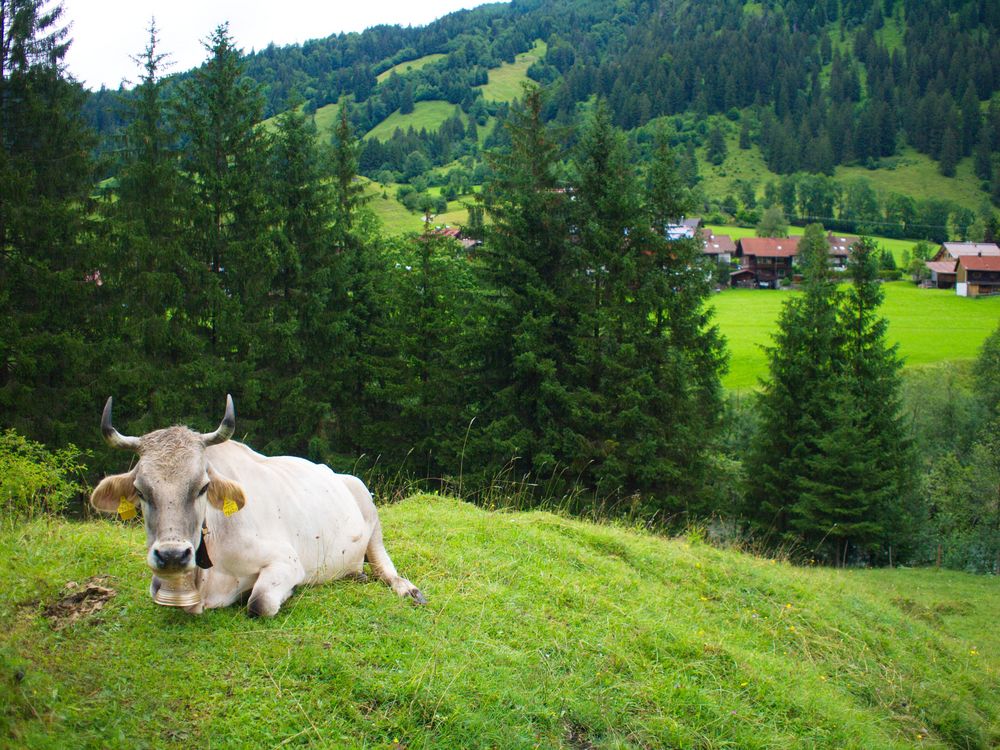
xmin=712 ymin=281 xmax=1000 ymax=390
xmin=365 ymin=100 xmax=462 ymax=141
xmin=699 ymin=126 xmax=985 ymax=213
xmin=377 ymin=54 xmax=447 ymax=83
xmin=1 ymin=495 xmax=997 ymax=749
xmin=476 ymin=40 xmax=546 ymax=103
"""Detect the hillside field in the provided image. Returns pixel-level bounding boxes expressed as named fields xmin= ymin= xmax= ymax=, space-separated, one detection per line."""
xmin=476 ymin=40 xmax=547 ymax=103
xmin=2 ymin=495 xmax=997 ymax=749
xmin=712 ymin=281 xmax=1000 ymax=390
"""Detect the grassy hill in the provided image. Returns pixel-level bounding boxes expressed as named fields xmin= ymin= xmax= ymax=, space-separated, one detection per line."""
xmin=1 ymin=495 xmax=997 ymax=748
xmin=476 ymin=40 xmax=546 ymax=103
xmin=365 ymin=100 xmax=461 ymax=141
xmin=712 ymin=281 xmax=1000 ymax=390
xmin=377 ymin=54 xmax=447 ymax=83
xmin=699 ymin=127 xmax=986 ymax=214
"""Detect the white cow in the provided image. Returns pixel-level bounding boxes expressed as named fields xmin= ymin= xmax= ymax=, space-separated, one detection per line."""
xmin=90 ymin=396 xmax=425 ymax=616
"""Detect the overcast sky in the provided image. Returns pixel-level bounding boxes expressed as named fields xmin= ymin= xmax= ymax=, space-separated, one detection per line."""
xmin=61 ymin=1 xmax=499 ymax=91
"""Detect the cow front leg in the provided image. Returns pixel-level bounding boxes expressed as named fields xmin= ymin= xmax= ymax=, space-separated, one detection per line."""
xmin=246 ymin=558 xmax=306 ymax=618
xmin=366 ymin=518 xmax=426 ymax=604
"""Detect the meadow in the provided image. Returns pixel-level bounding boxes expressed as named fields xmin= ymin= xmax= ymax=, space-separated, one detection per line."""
xmin=365 ymin=100 xmax=463 ymax=142
xmin=376 ymin=54 xmax=447 ymax=83
xmin=713 ymin=281 xmax=1000 ymax=390
xmin=698 ymin=125 xmax=985 ymax=213
xmin=2 ymin=495 xmax=997 ymax=749
xmin=475 ymin=40 xmax=547 ymax=103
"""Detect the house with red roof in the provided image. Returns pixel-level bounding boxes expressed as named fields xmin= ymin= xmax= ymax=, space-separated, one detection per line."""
xmin=735 ymin=237 xmax=800 ymax=287
xmin=931 ymin=242 xmax=1000 ymax=262
xmin=925 ymin=260 xmax=958 ymax=289
xmin=702 ymin=231 xmax=735 ymax=264
xmin=956 ymin=254 xmax=1000 ymax=297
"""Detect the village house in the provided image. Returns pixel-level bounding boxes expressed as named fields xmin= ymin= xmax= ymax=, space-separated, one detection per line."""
xmin=956 ymin=254 xmax=1000 ymax=297
xmin=925 ymin=242 xmax=999 ymax=290
xmin=926 ymin=260 xmax=958 ymax=289
xmin=665 ymin=216 xmax=702 ymax=240
xmin=826 ymin=235 xmax=855 ymax=268
xmin=734 ymin=237 xmax=800 ymax=287
xmin=701 ymin=231 xmax=735 ymax=264
xmin=931 ymin=242 xmax=1000 ymax=263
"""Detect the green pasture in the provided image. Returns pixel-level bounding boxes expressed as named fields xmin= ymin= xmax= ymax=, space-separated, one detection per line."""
xmin=2 ymin=495 xmax=997 ymax=748
xmin=699 ymin=124 xmax=985 ymax=213
xmin=476 ymin=40 xmax=547 ymax=103
xmin=712 ymin=281 xmax=1000 ymax=390
xmin=376 ymin=53 xmax=446 ymax=83
xmin=364 ymin=179 xmax=473 ymax=235
xmin=365 ymin=100 xmax=461 ymax=141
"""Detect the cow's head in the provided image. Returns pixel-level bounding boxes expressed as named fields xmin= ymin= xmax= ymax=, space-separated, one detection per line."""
xmin=90 ymin=396 xmax=246 ymax=575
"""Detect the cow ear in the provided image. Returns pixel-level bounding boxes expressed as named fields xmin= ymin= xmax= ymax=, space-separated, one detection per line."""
xmin=91 ymin=471 xmax=137 ymax=513
xmin=206 ymin=464 xmax=246 ymax=515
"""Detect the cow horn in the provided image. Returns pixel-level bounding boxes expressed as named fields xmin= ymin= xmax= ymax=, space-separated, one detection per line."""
xmin=201 ymin=394 xmax=235 ymax=446
xmin=101 ymin=397 xmax=141 ymax=451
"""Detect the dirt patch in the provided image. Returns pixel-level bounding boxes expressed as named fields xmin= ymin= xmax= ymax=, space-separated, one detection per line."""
xmin=43 ymin=576 xmax=116 ymax=630
xmin=565 ymin=721 xmax=597 ymax=750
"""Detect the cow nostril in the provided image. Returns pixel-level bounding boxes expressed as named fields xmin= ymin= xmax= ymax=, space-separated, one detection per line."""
xmin=153 ymin=546 xmax=193 ymax=569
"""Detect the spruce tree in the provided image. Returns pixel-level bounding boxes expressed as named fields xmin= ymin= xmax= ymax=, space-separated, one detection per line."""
xmin=472 ymin=84 xmax=574 ymax=491
xmin=103 ymin=21 xmax=207 ymax=433
xmin=0 ymin=0 xmax=100 ymax=446
xmin=646 ymin=130 xmax=728 ymax=511
xmin=173 ymin=24 xmax=275 ymax=434
xmin=265 ymin=96 xmax=340 ymax=456
xmin=744 ymin=224 xmax=841 ymax=541
xmin=791 ymin=239 xmax=915 ymax=564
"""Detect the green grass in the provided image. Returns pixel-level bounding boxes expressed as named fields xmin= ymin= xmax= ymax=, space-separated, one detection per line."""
xmin=835 ymin=149 xmax=985 ymax=213
xmin=476 ymin=40 xmax=546 ymax=103
xmin=365 ymin=100 xmax=461 ymax=141
xmin=376 ymin=54 xmax=447 ymax=83
xmin=700 ymin=125 xmax=986 ymax=213
xmin=712 ymin=281 xmax=1000 ymax=390
xmin=363 ymin=178 xmax=472 ymax=235
xmin=2 ymin=495 xmax=997 ymax=748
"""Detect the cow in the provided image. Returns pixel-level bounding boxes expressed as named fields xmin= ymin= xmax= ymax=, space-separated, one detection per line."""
xmin=89 ymin=396 xmax=425 ymax=616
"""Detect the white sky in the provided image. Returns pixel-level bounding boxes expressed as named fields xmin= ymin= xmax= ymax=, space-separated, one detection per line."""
xmin=60 ymin=1 xmax=499 ymax=90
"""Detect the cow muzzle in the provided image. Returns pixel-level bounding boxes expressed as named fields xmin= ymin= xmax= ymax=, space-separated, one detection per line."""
xmin=150 ymin=541 xmax=195 ymax=573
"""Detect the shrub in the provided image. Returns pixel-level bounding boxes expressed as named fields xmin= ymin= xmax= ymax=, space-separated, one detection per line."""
xmin=0 ymin=430 xmax=88 ymax=521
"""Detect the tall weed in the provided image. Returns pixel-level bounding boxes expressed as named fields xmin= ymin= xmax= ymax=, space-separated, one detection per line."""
xmin=0 ymin=430 xmax=88 ymax=521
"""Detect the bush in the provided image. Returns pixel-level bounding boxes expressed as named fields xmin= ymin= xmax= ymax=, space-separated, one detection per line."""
xmin=877 ymin=269 xmax=903 ymax=281
xmin=0 ymin=430 xmax=88 ymax=520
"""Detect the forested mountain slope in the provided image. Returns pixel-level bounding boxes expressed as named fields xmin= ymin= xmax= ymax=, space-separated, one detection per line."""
xmin=86 ymin=0 xmax=1000 ymax=222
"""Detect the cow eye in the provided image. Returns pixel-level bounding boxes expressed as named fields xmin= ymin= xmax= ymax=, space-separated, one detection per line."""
xmin=199 ymin=483 xmax=210 ymax=497
xmin=134 ymin=489 xmax=145 ymax=500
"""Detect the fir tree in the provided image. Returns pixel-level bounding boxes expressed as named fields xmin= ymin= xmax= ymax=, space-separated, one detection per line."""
xmin=938 ymin=125 xmax=960 ymax=178
xmin=744 ymin=225 xmax=840 ymax=541
xmin=174 ymin=23 xmax=275 ymax=436
xmin=472 ymin=84 xmax=574 ymax=490
xmin=707 ymin=122 xmax=727 ymax=165
xmin=103 ymin=20 xmax=207 ymax=432
xmin=0 ymin=0 xmax=100 ymax=446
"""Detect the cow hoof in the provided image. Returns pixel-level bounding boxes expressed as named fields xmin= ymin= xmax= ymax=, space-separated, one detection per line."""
xmin=247 ymin=596 xmax=277 ymax=618
xmin=409 ymin=588 xmax=427 ymax=606
xmin=346 ymin=571 xmax=369 ymax=583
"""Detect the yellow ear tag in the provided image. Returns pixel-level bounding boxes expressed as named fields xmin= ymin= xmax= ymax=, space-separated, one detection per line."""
xmin=117 ymin=496 xmax=137 ymax=521
xmin=222 ymin=497 xmax=239 ymax=517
